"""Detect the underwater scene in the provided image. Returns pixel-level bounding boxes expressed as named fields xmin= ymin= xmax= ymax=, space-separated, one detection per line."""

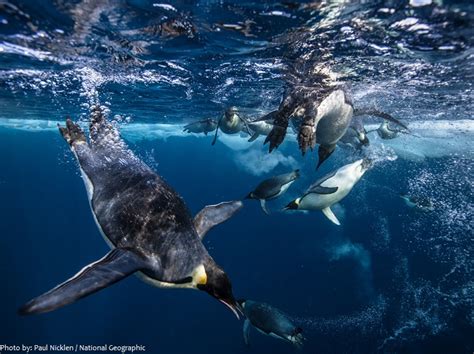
xmin=0 ymin=1 xmax=473 ymax=353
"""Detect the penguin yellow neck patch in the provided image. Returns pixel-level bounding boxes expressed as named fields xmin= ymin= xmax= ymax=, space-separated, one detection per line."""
xmin=192 ymin=264 xmax=207 ymax=286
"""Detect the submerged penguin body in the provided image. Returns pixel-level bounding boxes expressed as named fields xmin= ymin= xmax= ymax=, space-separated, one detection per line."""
xmin=246 ymin=170 xmax=300 ymax=214
xmin=239 ymin=300 xmax=305 ymax=348
xmin=19 ymin=107 xmax=241 ymax=318
xmin=285 ymin=159 xmax=371 ymax=225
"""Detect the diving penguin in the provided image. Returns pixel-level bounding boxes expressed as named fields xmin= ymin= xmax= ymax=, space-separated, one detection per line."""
xmin=284 ymin=159 xmax=371 ymax=225
xmin=400 ymin=194 xmax=435 ymax=212
xmin=211 ymin=106 xmax=251 ymax=145
xmin=339 ymin=118 xmax=370 ymax=149
xmin=183 ymin=118 xmax=217 ymax=135
xmin=246 ymin=170 xmax=300 ymax=215
xmin=247 ymin=111 xmax=277 ymax=142
xmin=238 ymin=299 xmax=305 ymax=348
xmin=373 ymin=120 xmax=410 ymax=140
xmin=19 ymin=106 xmax=243 ymax=317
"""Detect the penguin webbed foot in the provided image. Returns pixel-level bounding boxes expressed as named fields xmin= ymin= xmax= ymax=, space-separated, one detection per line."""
xmin=264 ymin=125 xmax=287 ymax=152
xmin=58 ymin=118 xmax=87 ymax=146
xmin=297 ymin=125 xmax=316 ymax=155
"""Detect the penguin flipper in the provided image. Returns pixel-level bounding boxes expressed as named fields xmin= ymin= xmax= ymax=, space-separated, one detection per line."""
xmin=248 ymin=132 xmax=259 ymax=142
xmin=311 ymin=185 xmax=338 ymax=194
xmin=260 ymin=199 xmax=270 ymax=215
xmin=243 ymin=319 xmax=251 ymax=346
xmin=19 ymin=248 xmax=148 ymax=315
xmin=322 ymin=207 xmax=341 ymax=225
xmin=194 ymin=200 xmax=243 ymax=239
xmin=211 ymin=119 xmax=221 ymax=146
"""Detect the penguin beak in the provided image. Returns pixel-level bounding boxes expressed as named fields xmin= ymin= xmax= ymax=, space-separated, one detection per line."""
xmin=219 ymin=298 xmax=242 ymax=320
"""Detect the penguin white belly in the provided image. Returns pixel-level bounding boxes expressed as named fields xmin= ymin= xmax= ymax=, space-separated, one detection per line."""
xmin=275 ymin=180 xmax=295 ymax=198
xmin=220 ymin=115 xmax=242 ymax=134
xmin=300 ymin=168 xmax=360 ymax=210
xmin=315 ymin=90 xmax=353 ymax=144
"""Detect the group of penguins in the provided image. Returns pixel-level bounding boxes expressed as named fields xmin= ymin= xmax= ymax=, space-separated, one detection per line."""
xmin=183 ymin=101 xmax=426 ymax=226
xmin=17 ymin=91 xmax=432 ymax=350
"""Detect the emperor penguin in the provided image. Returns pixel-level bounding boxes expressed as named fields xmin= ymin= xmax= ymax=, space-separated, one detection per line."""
xmin=246 ymin=170 xmax=300 ymax=215
xmin=284 ymin=159 xmax=371 ymax=225
xmin=339 ymin=118 xmax=370 ymax=149
xmin=183 ymin=118 xmax=217 ymax=135
xmin=238 ymin=299 xmax=305 ymax=348
xmin=19 ymin=106 xmax=243 ymax=318
xmin=247 ymin=111 xmax=277 ymax=142
xmin=400 ymin=194 xmax=435 ymax=211
xmin=211 ymin=106 xmax=250 ymax=145
xmin=376 ymin=120 xmax=400 ymax=139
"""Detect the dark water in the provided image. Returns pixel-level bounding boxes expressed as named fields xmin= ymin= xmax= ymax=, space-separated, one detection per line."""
xmin=0 ymin=1 xmax=473 ymax=354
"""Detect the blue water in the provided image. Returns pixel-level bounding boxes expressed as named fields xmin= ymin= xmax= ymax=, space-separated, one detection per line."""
xmin=1 ymin=1 xmax=473 ymax=353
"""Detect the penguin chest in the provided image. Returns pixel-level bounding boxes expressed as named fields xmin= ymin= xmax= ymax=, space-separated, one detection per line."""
xmin=315 ymin=90 xmax=353 ymax=145
xmin=220 ymin=114 xmax=242 ymax=134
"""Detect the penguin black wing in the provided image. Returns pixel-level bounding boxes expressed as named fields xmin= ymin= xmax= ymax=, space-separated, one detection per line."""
xmin=194 ymin=200 xmax=243 ymax=238
xmin=19 ymin=248 xmax=149 ymax=315
xmin=306 ymin=170 xmax=338 ymax=195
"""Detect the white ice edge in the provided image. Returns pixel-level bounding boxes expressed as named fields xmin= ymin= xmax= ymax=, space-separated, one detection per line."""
xmin=0 ymin=118 xmax=473 ymax=160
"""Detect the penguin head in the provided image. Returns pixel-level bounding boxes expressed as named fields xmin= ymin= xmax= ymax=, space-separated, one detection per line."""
xmin=283 ymin=198 xmax=300 ymax=210
xmin=357 ymin=130 xmax=369 ymax=146
xmin=225 ymin=106 xmax=239 ymax=119
xmin=245 ymin=192 xmax=255 ymax=199
xmin=198 ymin=259 xmax=241 ymax=319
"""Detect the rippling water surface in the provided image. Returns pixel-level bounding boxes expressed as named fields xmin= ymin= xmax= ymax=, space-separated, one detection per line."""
xmin=0 ymin=1 xmax=473 ymax=353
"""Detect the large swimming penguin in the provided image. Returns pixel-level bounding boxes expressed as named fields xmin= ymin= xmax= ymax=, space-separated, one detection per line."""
xmin=238 ymin=300 xmax=305 ymax=348
xmin=183 ymin=118 xmax=217 ymax=135
xmin=263 ymin=69 xmax=407 ymax=168
xmin=284 ymin=159 xmax=371 ymax=225
xmin=19 ymin=106 xmax=243 ymax=317
xmin=211 ymin=106 xmax=251 ymax=145
xmin=246 ymin=170 xmax=300 ymax=215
